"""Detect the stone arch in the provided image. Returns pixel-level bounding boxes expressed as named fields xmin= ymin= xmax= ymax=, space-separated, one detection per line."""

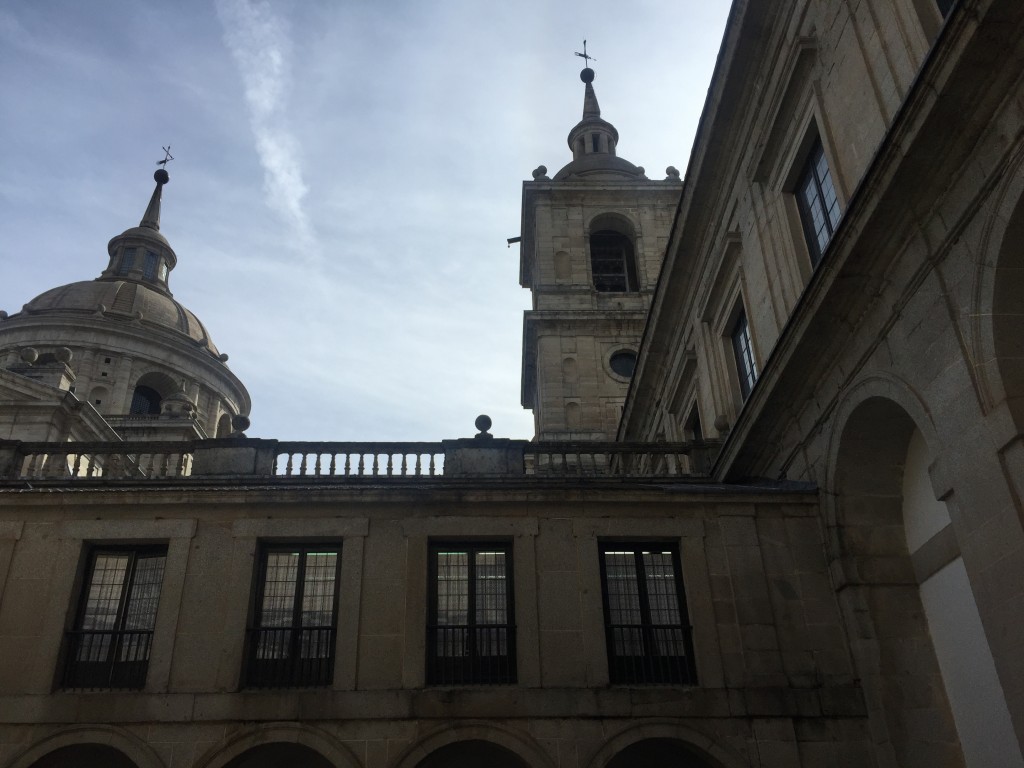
xmin=824 ymin=375 xmax=1024 ymax=765
xmin=128 ymin=370 xmax=179 ymax=416
xmin=5 ymin=725 xmax=166 ymax=768
xmin=825 ymin=383 xmax=964 ymax=767
xmin=390 ymin=722 xmax=556 ymax=768
xmin=587 ymin=211 xmax=637 ymax=239
xmin=974 ymin=139 xmax=1024 ymax=425
xmin=133 ymin=370 xmax=179 ymax=399
xmin=584 ymin=721 xmax=744 ymax=768
xmin=216 ymin=411 xmax=233 ymax=437
xmin=194 ymin=723 xmax=361 ymax=768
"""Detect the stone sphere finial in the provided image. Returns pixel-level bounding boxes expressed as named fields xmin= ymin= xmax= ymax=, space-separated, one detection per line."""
xmin=20 ymin=348 xmax=38 ymax=364
xmin=580 ymin=67 xmax=595 ymax=83
xmin=474 ymin=414 xmax=493 ymax=439
xmin=154 ymin=168 xmax=169 ymax=185
xmin=231 ymin=414 xmax=251 ymax=435
xmin=55 ymin=347 xmax=73 ymax=363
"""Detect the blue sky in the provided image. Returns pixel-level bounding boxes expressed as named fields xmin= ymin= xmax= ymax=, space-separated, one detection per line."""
xmin=0 ymin=0 xmax=732 ymax=442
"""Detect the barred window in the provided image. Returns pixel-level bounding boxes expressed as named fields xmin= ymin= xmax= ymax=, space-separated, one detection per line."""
xmin=428 ymin=542 xmax=516 ymax=685
xmin=599 ymin=542 xmax=696 ymax=685
xmin=63 ymin=546 xmax=166 ymax=689
xmin=244 ymin=544 xmax=341 ymax=688
xmin=590 ymin=230 xmax=639 ymax=292
xmin=796 ymin=138 xmax=842 ymax=265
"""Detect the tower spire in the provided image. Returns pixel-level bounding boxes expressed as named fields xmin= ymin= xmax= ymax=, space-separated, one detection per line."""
xmin=140 ymin=168 xmax=169 ymax=231
xmin=141 ymin=146 xmax=173 ymax=231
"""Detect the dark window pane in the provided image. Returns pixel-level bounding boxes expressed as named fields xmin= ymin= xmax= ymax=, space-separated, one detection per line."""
xmin=731 ymin=309 xmax=757 ymax=400
xmin=246 ymin=545 xmax=341 ymax=688
xmin=64 ymin=548 xmax=166 ymax=690
xmin=609 ymin=351 xmax=637 ymax=378
xmin=599 ymin=544 xmax=696 ymax=685
xmin=590 ymin=230 xmax=638 ymax=292
xmin=142 ymin=251 xmax=159 ymax=280
xmin=796 ymin=138 xmax=842 ymax=265
xmin=117 ymin=248 xmax=136 ymax=275
xmin=428 ymin=543 xmax=515 ymax=684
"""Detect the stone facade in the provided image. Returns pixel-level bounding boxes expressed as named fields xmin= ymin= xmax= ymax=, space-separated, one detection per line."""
xmin=0 ymin=0 xmax=1023 ymax=766
xmin=0 ymin=439 xmax=870 ymax=768
xmin=621 ymin=0 xmax=1024 ymax=765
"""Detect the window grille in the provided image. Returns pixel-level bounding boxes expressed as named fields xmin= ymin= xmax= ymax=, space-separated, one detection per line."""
xmin=796 ymin=138 xmax=842 ymax=264
xmin=427 ymin=542 xmax=516 ymax=685
xmin=63 ymin=547 xmax=166 ymax=689
xmin=599 ymin=543 xmax=696 ymax=685
xmin=142 ymin=251 xmax=159 ymax=280
xmin=117 ymin=248 xmax=136 ymax=276
xmin=244 ymin=545 xmax=341 ymax=688
xmin=590 ymin=230 xmax=639 ymax=292
xmin=731 ymin=309 xmax=758 ymax=400
xmin=129 ymin=385 xmax=162 ymax=416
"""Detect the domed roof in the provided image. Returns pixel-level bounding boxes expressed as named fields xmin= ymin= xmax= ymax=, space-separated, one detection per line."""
xmin=20 ymin=278 xmax=219 ymax=355
xmin=553 ymin=153 xmax=647 ymax=181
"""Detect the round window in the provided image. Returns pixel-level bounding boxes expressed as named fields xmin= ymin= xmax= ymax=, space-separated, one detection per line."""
xmin=609 ymin=350 xmax=637 ymax=378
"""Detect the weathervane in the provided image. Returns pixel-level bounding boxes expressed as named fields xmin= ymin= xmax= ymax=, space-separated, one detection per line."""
xmin=157 ymin=145 xmax=175 ymax=167
xmin=574 ymin=40 xmax=596 ymax=67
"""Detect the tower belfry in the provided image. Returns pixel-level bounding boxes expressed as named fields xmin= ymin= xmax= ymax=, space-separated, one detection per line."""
xmin=518 ymin=64 xmax=682 ymax=440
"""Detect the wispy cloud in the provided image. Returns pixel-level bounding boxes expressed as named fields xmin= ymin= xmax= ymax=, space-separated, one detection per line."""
xmin=215 ymin=0 xmax=315 ymax=249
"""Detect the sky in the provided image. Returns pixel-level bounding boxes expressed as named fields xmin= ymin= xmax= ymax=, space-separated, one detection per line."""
xmin=0 ymin=0 xmax=732 ymax=442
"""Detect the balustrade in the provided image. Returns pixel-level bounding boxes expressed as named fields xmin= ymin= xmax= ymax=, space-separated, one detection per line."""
xmin=2 ymin=438 xmax=716 ymax=483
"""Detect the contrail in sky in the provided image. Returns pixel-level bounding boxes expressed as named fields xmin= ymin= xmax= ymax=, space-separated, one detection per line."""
xmin=216 ymin=0 xmax=314 ymax=249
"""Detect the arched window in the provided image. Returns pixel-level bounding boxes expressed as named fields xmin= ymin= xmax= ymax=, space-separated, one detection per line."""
xmin=590 ymin=229 xmax=638 ymax=292
xmin=129 ymin=385 xmax=161 ymax=415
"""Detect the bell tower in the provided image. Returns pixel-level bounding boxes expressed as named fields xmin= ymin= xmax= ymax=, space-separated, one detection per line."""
xmin=519 ymin=65 xmax=682 ymax=440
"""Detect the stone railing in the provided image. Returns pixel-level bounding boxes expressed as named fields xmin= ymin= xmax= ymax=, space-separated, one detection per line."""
xmin=0 ymin=437 xmax=718 ymax=483
xmin=274 ymin=442 xmax=445 ymax=477
xmin=9 ymin=441 xmax=194 ymax=481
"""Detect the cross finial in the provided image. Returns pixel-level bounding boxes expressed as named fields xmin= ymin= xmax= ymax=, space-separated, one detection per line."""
xmin=574 ymin=40 xmax=596 ymax=67
xmin=157 ymin=145 xmax=175 ymax=167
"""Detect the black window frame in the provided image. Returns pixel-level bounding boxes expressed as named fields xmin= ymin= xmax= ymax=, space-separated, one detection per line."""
xmin=731 ymin=308 xmax=758 ymax=400
xmin=427 ymin=540 xmax=516 ymax=686
xmin=598 ymin=541 xmax=697 ymax=685
xmin=590 ymin=230 xmax=639 ymax=293
xmin=63 ymin=545 xmax=167 ymax=690
xmin=795 ymin=137 xmax=842 ymax=265
xmin=243 ymin=542 xmax=342 ymax=689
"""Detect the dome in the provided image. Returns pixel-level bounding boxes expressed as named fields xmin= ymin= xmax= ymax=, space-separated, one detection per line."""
xmin=19 ymin=278 xmax=220 ymax=356
xmin=553 ymin=154 xmax=647 ymax=181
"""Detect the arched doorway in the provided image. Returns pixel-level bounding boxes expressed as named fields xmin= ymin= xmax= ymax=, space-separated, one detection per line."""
xmin=832 ymin=395 xmax=1022 ymax=767
xmin=28 ymin=744 xmax=139 ymax=768
xmin=605 ymin=737 xmax=718 ymax=767
xmin=222 ymin=743 xmax=334 ymax=768
xmin=415 ymin=740 xmax=527 ymax=768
